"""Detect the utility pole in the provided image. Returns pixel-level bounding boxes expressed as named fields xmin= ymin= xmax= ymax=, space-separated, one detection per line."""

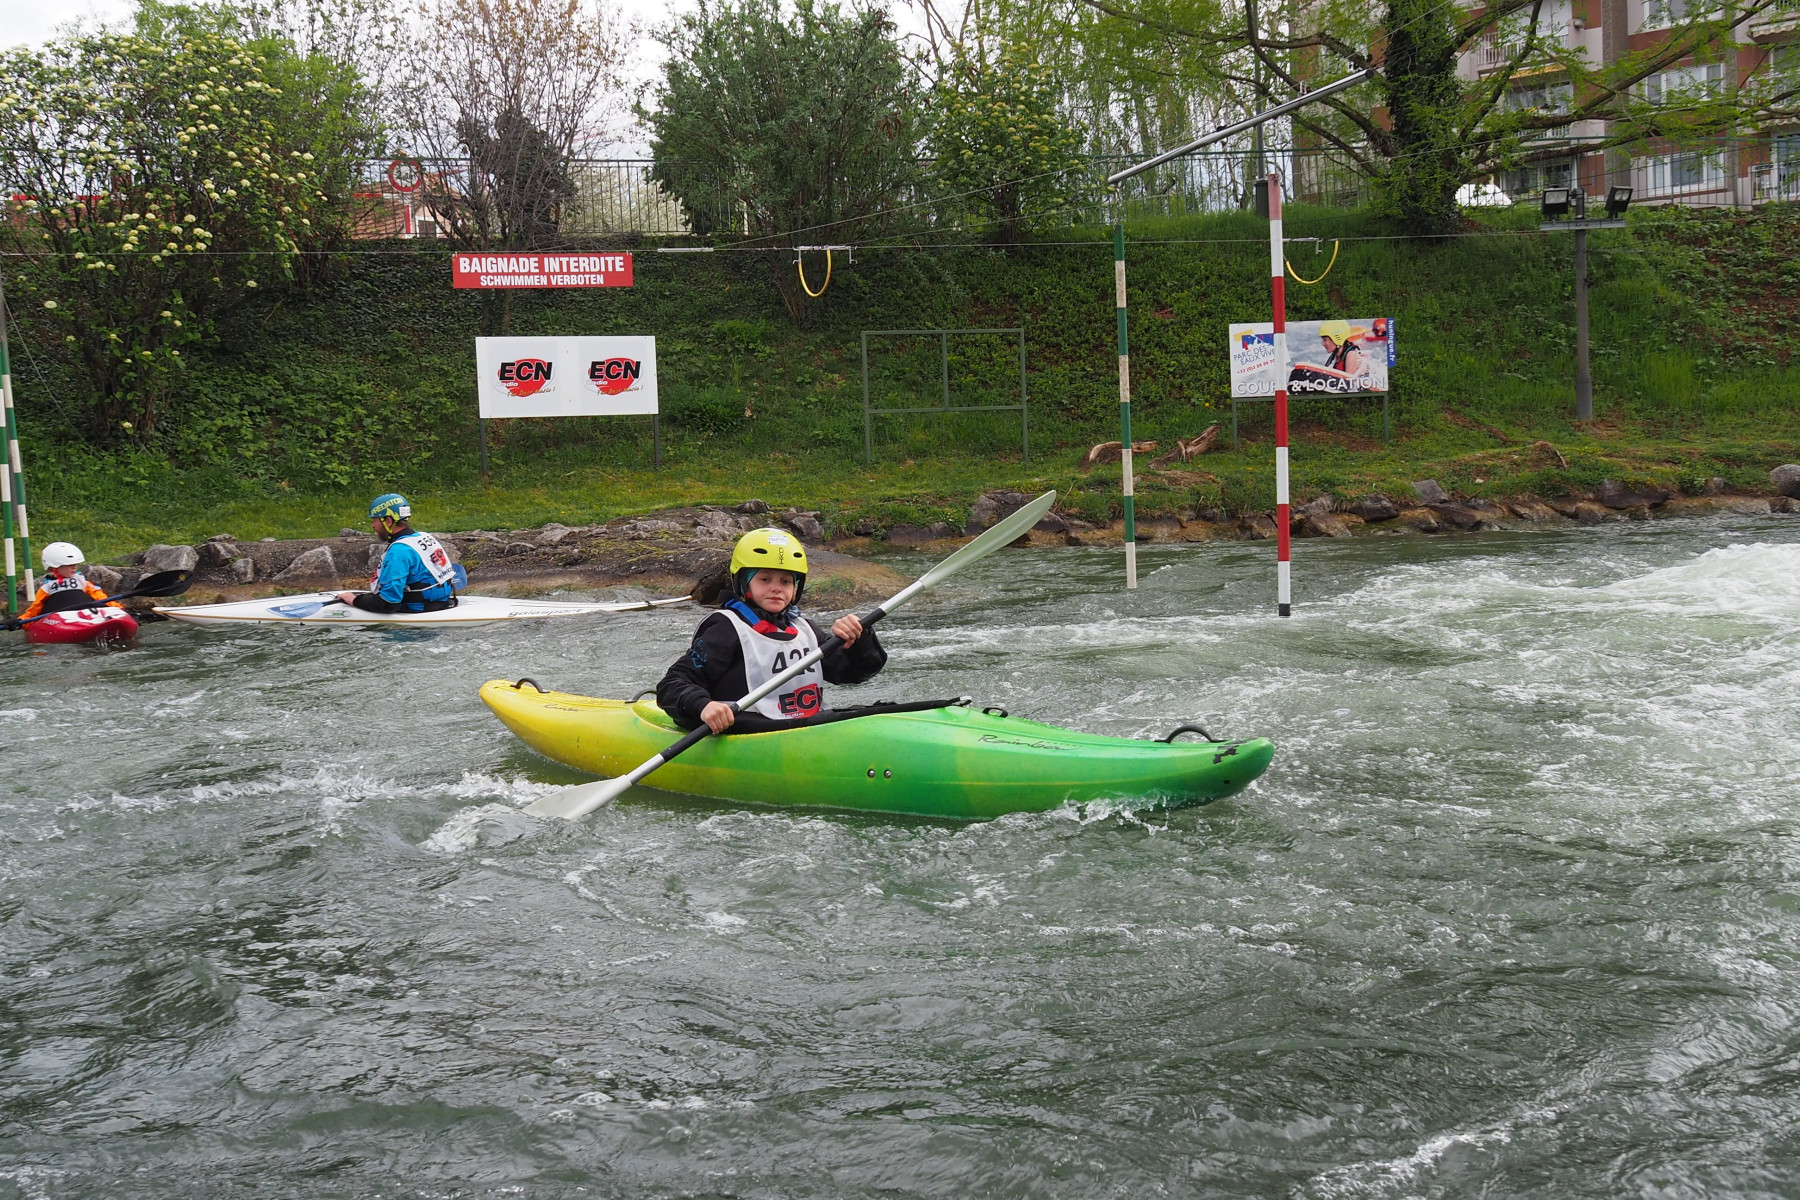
xmin=1540 ymin=185 xmax=1630 ymax=422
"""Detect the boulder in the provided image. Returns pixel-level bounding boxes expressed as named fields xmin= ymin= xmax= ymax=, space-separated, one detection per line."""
xmin=206 ymin=533 xmax=238 ymax=543
xmin=1775 ymin=497 xmax=1800 ymax=514
xmin=1771 ymin=464 xmax=1800 ymax=499
xmin=1295 ymin=494 xmax=1335 ymax=521
xmin=86 ymin=563 xmax=124 ymax=592
xmin=1032 ymin=512 xmax=1072 ymax=535
xmin=1411 ymin=479 xmax=1449 ymax=505
xmin=1239 ymin=513 xmax=1278 ymax=540
xmin=969 ymin=490 xmax=1032 ymax=530
xmin=1426 ymin=504 xmax=1487 ymax=530
xmin=338 ymin=527 xmax=363 ymax=538
xmin=1466 ymin=499 xmax=1512 ymax=521
xmin=693 ymin=511 xmax=740 ymax=540
xmin=1349 ymin=494 xmax=1400 ymax=522
xmin=1571 ymin=501 xmax=1618 ymax=524
xmin=1139 ymin=513 xmax=1183 ymax=542
xmin=1298 ymin=512 xmax=1353 ymax=538
xmin=885 ymin=522 xmax=961 ymax=545
xmin=229 ymin=556 xmax=255 ymax=584
xmin=783 ymin=513 xmax=826 ymax=541
xmin=273 ymin=545 xmax=338 ymax=583
xmin=1597 ymin=479 xmax=1672 ymax=509
xmin=1507 ymin=498 xmax=1560 ymax=521
xmin=734 ymin=499 xmax=771 ymax=514
xmin=1397 ymin=507 xmax=1440 ymax=533
xmin=536 ymin=523 xmax=576 ymax=546
xmin=852 ymin=517 xmax=878 ymax=537
xmin=196 ymin=540 xmax=240 ymax=569
xmin=142 ymin=543 xmax=199 ymax=574
xmin=1198 ymin=508 xmax=1230 ymax=525
xmin=1701 ymin=476 xmax=1729 ymax=496
xmin=502 ymin=541 xmax=538 ymax=556
xmin=367 ymin=543 xmax=387 ymax=571
xmin=1720 ymin=497 xmax=1771 ymax=516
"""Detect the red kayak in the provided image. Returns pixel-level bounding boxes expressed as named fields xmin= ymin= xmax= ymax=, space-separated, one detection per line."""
xmin=24 ymin=606 xmax=140 ymax=645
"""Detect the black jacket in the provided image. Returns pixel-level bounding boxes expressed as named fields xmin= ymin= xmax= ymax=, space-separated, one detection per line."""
xmin=656 ymin=604 xmax=887 ymax=729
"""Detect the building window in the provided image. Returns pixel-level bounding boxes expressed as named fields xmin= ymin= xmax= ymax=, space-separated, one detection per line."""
xmin=1639 ymin=150 xmax=1726 ymax=195
xmin=1773 ymin=135 xmax=1800 ymax=200
xmin=1642 ymin=61 xmax=1726 ymax=102
xmin=1640 ymin=0 xmax=1710 ymax=30
xmin=1504 ymin=81 xmax=1574 ymax=138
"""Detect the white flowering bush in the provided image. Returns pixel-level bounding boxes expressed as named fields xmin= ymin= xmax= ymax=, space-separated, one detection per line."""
xmin=0 ymin=21 xmax=355 ymax=441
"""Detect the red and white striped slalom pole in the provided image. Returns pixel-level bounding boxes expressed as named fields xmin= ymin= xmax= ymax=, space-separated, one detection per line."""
xmin=1267 ymin=173 xmax=1291 ymax=617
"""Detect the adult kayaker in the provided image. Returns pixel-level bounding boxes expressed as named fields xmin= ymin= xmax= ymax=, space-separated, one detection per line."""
xmin=657 ymin=527 xmax=885 ymax=733
xmin=3 ymin=542 xmax=122 ymax=629
xmin=333 ymin=492 xmax=460 ymax=614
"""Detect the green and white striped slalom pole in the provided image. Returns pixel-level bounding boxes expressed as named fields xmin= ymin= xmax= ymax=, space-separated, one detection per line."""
xmin=0 ymin=340 xmax=15 ymax=617
xmin=0 ymin=271 xmax=28 ymax=613
xmin=1113 ymin=210 xmax=1138 ymax=590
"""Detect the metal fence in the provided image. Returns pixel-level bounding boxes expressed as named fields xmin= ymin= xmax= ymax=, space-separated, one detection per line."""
xmin=348 ymin=135 xmax=1800 ymax=240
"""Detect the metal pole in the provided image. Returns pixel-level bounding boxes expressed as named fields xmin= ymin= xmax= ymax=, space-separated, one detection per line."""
xmin=653 ymin=413 xmax=661 ymax=469
xmin=940 ymin=329 xmax=950 ymax=408
xmin=1269 ymin=173 xmax=1291 ymax=618
xmin=1114 ymin=206 xmax=1138 ymax=589
xmin=479 ymin=417 xmax=489 ymax=480
xmin=1574 ymin=227 xmax=1592 ymax=421
xmin=1018 ymin=327 xmax=1029 ymax=462
xmin=862 ymin=332 xmax=873 ymax=465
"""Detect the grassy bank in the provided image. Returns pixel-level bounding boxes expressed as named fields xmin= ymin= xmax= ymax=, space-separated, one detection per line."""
xmin=7 ymin=203 xmax=1798 ymax=559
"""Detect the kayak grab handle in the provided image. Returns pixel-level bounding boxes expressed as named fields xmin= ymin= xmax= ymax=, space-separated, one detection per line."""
xmin=982 ymin=705 xmax=1008 ymax=717
xmin=512 ymin=678 xmax=548 ymax=693
xmin=631 ymin=689 xmax=657 ymax=702
xmin=1158 ymin=723 xmax=1216 ymax=743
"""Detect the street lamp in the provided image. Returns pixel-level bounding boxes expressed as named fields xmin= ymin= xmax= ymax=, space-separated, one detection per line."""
xmin=1540 ymin=183 xmax=1628 ymax=421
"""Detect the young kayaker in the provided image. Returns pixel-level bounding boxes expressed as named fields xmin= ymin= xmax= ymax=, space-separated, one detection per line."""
xmin=333 ymin=492 xmax=460 ymax=614
xmin=657 ymin=527 xmax=885 ymax=732
xmin=3 ymin=542 xmax=122 ymax=628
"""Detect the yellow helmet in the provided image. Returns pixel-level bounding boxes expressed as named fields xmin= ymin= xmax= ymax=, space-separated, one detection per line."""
xmin=1317 ymin=319 xmax=1367 ymax=344
xmin=730 ymin=527 xmax=807 ymax=576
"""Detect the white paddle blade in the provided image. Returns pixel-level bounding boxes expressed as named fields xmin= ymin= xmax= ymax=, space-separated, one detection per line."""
xmin=524 ymin=774 xmax=634 ymax=820
xmin=912 ymin=490 xmax=1056 ymax=594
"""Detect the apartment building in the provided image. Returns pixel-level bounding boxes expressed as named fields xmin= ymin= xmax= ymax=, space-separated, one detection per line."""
xmin=1456 ymin=0 xmax=1800 ymax=205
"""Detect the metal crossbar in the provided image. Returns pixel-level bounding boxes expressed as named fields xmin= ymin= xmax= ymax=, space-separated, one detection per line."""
xmin=860 ymin=328 xmax=1028 ymax=465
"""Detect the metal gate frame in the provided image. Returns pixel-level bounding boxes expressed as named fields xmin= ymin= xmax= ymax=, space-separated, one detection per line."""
xmin=860 ymin=328 xmax=1027 ymax=465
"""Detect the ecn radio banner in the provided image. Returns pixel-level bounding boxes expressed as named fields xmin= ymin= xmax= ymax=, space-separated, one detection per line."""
xmin=475 ymin=337 xmax=658 ymax=418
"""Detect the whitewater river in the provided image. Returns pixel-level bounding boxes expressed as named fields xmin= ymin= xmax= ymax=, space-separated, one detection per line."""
xmin=4 ymin=514 xmax=1800 ymax=1198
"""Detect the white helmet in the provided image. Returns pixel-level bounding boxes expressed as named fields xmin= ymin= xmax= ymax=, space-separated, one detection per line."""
xmin=42 ymin=541 xmax=85 ymax=569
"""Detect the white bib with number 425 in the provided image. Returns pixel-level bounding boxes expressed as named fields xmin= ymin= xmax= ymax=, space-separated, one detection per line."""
xmin=726 ymin=612 xmax=824 ymax=720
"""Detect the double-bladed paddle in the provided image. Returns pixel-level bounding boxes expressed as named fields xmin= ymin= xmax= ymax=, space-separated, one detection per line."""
xmin=524 ymin=489 xmax=1057 ymax=822
xmin=7 ymin=568 xmax=194 ymax=629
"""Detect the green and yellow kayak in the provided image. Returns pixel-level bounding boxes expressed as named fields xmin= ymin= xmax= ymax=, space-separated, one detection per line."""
xmin=479 ymin=679 xmax=1274 ymax=820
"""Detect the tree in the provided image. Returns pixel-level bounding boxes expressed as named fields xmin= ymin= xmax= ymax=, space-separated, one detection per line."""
xmin=0 ymin=5 xmax=372 ymax=442
xmin=946 ymin=0 xmax=1800 ymax=233
xmin=927 ymin=39 xmax=1092 ymax=243
xmin=395 ymin=0 xmax=630 ymax=334
xmin=643 ymin=0 xmax=927 ymax=321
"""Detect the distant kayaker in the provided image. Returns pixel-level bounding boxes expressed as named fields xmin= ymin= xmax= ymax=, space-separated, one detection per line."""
xmin=3 ymin=542 xmax=123 ymax=629
xmin=333 ymin=493 xmax=461 ymax=614
xmin=657 ymin=527 xmax=885 ymax=732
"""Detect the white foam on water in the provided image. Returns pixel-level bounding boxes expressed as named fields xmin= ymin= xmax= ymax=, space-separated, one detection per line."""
xmin=418 ymin=802 xmax=541 ymax=855
xmin=1598 ymin=541 xmax=1800 ymax=618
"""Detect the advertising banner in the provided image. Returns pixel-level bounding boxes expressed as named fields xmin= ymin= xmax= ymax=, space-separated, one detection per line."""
xmin=453 ymin=252 xmax=633 ymax=289
xmin=475 ymin=336 xmax=657 ymax=418
xmin=1227 ymin=317 xmax=1395 ymax=397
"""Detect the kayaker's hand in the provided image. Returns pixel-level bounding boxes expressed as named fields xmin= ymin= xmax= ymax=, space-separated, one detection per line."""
xmin=831 ymin=614 xmax=863 ymax=646
xmin=700 ymin=701 xmax=736 ymax=733
xmin=1 ymin=618 xmax=19 ymax=631
xmin=334 ymin=591 xmax=358 ymax=604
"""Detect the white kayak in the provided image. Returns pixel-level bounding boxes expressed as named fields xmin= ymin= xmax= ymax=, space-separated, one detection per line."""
xmin=155 ymin=592 xmax=690 ymax=627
